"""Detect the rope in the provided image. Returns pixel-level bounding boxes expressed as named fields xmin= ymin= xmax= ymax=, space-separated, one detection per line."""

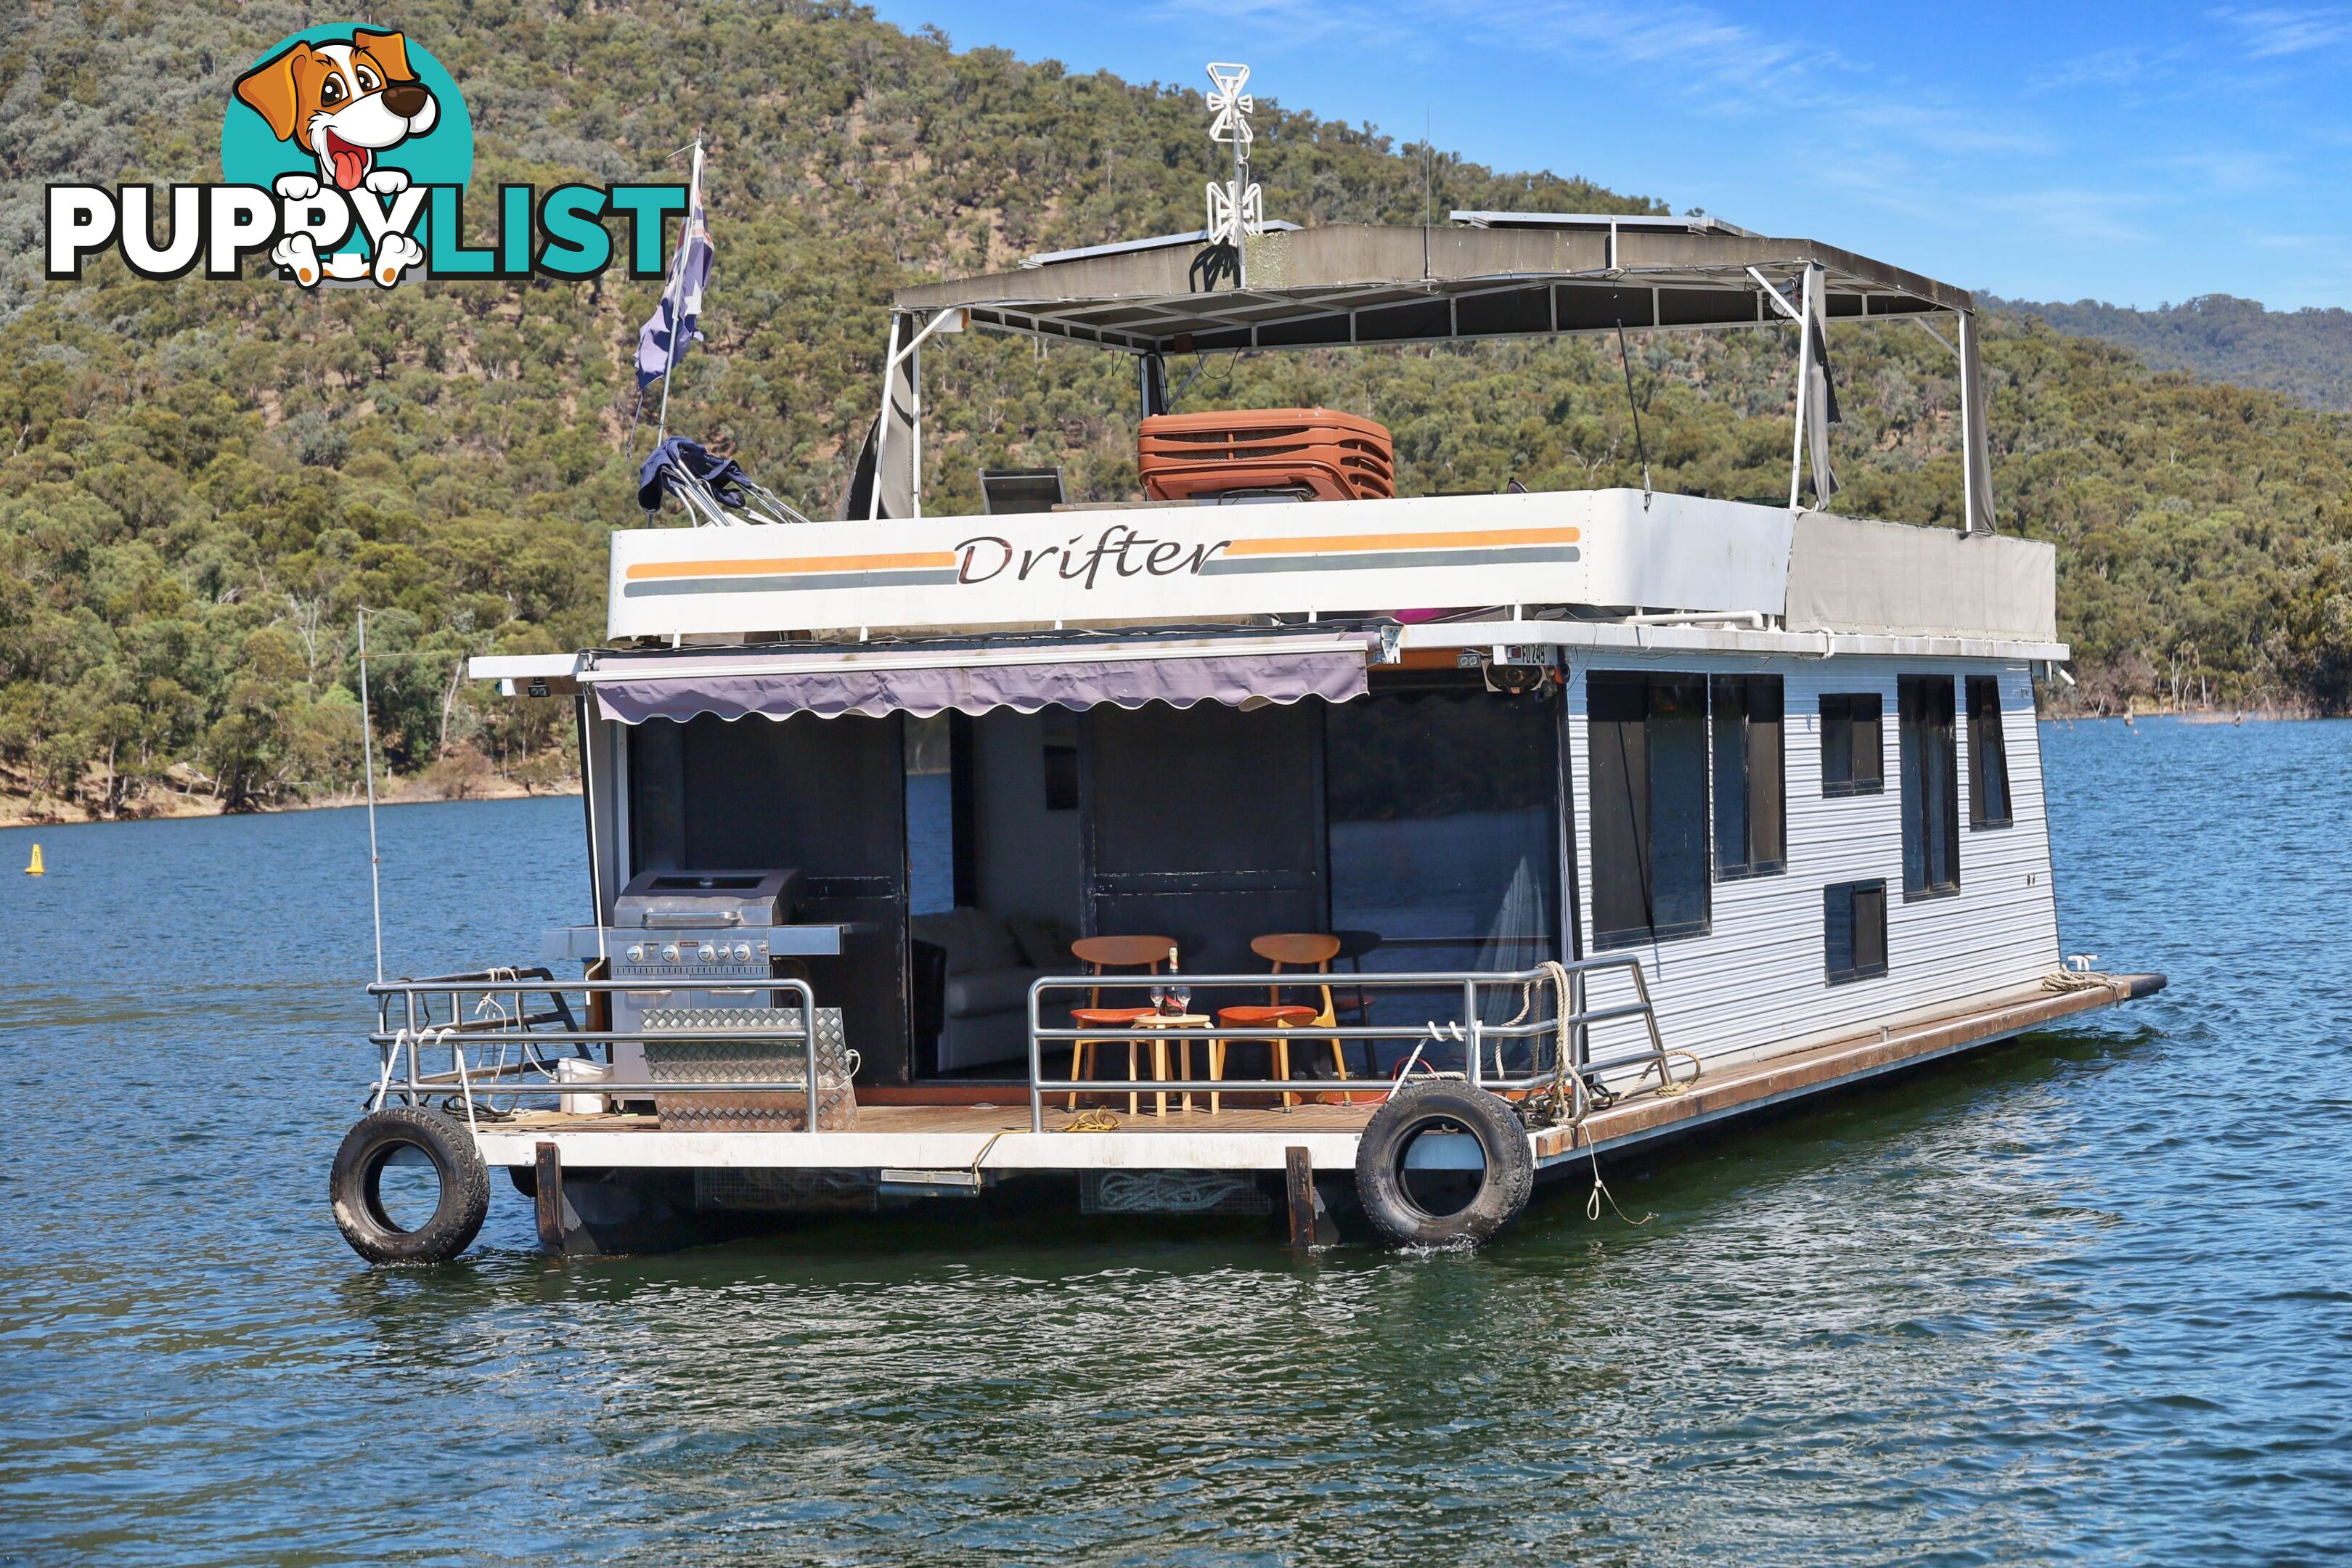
xmin=1515 ymin=960 xmax=1659 ymax=1227
xmin=2043 ymin=968 xmax=2113 ymax=994
xmin=1058 ymin=1108 xmax=1122 ymax=1132
xmin=1645 ymin=1050 xmax=1706 ymax=1098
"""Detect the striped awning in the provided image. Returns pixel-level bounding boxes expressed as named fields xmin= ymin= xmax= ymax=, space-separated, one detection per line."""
xmin=583 ymin=635 xmax=1373 ymax=724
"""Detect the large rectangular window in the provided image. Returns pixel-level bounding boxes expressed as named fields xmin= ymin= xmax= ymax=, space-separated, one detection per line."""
xmin=1824 ymin=878 xmax=1887 ymax=983
xmin=1590 ymin=672 xmax=1710 ymax=947
xmin=1898 ymin=675 xmax=1960 ymax=897
xmin=1326 ymin=679 xmax=1561 ymax=1034
xmin=1712 ymin=675 xmax=1785 ymax=878
xmin=1967 ymin=676 xmax=2013 ymax=829
xmin=1819 ymin=693 xmax=1883 ymax=796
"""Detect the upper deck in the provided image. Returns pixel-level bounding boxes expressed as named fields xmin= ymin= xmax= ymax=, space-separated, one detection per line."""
xmin=591 ymin=208 xmax=2032 ymax=659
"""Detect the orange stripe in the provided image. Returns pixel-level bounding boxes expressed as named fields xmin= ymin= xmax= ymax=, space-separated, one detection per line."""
xmin=1223 ymin=526 xmax=1580 ymax=558
xmin=626 ymin=550 xmax=960 ymax=581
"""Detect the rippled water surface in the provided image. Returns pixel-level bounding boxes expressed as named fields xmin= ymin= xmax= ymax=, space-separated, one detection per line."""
xmin=4 ymin=720 xmax=2348 ymax=1565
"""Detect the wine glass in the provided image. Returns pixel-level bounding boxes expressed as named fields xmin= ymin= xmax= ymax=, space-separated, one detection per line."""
xmin=1150 ymin=982 xmax=1168 ymax=1013
xmin=1169 ymin=983 xmax=1191 ymax=1016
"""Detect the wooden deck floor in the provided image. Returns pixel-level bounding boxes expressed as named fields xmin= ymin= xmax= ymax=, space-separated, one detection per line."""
xmin=475 ymin=973 xmax=2153 ymax=1172
xmin=499 ymin=1100 xmax=1380 ymax=1138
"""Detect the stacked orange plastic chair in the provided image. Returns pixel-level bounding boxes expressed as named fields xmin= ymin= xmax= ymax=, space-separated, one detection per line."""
xmin=1139 ymin=408 xmax=1394 ymax=502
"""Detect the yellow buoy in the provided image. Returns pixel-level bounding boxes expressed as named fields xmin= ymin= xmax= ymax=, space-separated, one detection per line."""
xmin=24 ymin=843 xmax=43 ymax=875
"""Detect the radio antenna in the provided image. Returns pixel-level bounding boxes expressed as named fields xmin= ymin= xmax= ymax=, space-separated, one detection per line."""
xmin=1204 ymin=62 xmax=1262 ymax=287
xmin=356 ymin=608 xmax=385 ymax=984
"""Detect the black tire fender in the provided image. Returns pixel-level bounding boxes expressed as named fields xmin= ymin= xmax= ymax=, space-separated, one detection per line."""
xmin=330 ymin=1107 xmax=490 ymax=1264
xmin=1353 ymin=1080 xmax=1535 ymax=1247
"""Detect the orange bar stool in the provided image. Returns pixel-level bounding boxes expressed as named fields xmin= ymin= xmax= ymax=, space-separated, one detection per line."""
xmin=1212 ymin=934 xmax=1347 ymax=1111
xmin=1068 ymin=936 xmax=1177 ymax=1113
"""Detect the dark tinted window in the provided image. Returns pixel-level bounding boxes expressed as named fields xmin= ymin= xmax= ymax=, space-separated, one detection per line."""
xmin=1590 ymin=672 xmax=1710 ymax=947
xmin=1820 ymin=693 xmax=1883 ymax=796
xmin=1328 ymin=682 xmax=1561 ymax=1045
xmin=1967 ymin=676 xmax=2013 ymax=829
xmin=1898 ymin=675 xmax=1960 ymax=897
xmin=1712 ymin=675 xmax=1785 ymax=878
xmin=1825 ymin=879 xmax=1887 ymax=982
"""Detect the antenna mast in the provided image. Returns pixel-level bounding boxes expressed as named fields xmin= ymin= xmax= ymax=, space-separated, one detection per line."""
xmin=356 ymin=608 xmax=385 ymax=985
xmin=1204 ymin=62 xmax=1262 ymax=287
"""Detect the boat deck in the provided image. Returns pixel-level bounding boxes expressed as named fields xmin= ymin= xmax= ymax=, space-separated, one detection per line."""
xmin=467 ymin=975 xmax=2156 ymax=1175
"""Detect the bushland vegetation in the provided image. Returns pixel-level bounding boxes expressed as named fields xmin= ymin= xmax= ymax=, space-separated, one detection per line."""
xmin=5 ymin=1 xmax=2349 ymax=817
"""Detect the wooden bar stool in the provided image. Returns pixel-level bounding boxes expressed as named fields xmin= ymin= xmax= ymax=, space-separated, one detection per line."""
xmin=1211 ymin=934 xmax=1347 ymax=1111
xmin=1068 ymin=936 xmax=1177 ymax=1113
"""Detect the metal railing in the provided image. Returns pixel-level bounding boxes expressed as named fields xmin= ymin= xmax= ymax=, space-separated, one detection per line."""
xmin=1022 ymin=959 xmax=1671 ymax=1133
xmin=365 ymin=971 xmax=825 ymax=1135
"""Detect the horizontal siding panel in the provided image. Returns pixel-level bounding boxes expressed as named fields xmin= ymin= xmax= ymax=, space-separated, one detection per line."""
xmin=1568 ymin=656 xmax=2060 ymax=1072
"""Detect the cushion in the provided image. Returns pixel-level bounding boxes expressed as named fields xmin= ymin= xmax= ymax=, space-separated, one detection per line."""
xmin=1006 ymin=914 xmax=1076 ymax=971
xmin=963 ymin=912 xmax=1024 ymax=973
xmin=944 ymin=966 xmax=1037 ymax=1017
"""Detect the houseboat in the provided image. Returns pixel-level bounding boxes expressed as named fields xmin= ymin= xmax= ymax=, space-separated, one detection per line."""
xmin=331 ymin=197 xmax=2163 ymax=1262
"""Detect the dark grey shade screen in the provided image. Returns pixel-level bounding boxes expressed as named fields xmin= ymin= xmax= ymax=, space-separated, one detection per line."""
xmin=1589 ymin=672 xmax=1710 ymax=948
xmin=1825 ymin=878 xmax=1887 ymax=982
xmin=1711 ymin=675 xmax=1785 ymax=878
xmin=1898 ymin=675 xmax=1960 ymax=897
xmin=1820 ymin=693 xmax=1884 ymax=796
xmin=1966 ymin=676 xmax=2013 ymax=828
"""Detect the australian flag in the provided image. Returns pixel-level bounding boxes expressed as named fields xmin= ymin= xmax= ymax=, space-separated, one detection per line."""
xmin=635 ymin=147 xmax=711 ymax=388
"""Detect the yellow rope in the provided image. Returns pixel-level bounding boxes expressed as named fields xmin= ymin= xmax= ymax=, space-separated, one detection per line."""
xmin=1058 ymin=1107 xmax=1122 ymax=1133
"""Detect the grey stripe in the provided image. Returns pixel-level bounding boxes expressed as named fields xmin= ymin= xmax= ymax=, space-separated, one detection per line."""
xmin=1199 ymin=544 xmax=1580 ymax=576
xmin=624 ymin=568 xmax=965 ymax=597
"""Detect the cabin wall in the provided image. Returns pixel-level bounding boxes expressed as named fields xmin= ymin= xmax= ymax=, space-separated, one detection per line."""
xmin=1568 ymin=656 xmax=2060 ymax=1068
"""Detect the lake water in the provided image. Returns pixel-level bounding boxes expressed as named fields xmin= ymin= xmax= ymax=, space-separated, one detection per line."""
xmin=2 ymin=720 xmax=2346 ymax=1565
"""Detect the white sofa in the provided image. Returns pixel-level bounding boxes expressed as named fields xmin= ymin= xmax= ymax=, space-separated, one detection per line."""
xmin=910 ymin=908 xmax=1074 ymax=1072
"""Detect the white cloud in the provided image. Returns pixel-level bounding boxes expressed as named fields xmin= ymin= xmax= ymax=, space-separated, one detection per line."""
xmin=2213 ymin=6 xmax=2352 ymax=57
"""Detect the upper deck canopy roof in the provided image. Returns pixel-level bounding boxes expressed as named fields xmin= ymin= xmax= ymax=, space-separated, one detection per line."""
xmin=892 ymin=216 xmax=1972 ymax=356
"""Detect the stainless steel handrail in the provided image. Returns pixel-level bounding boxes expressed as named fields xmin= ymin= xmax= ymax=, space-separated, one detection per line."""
xmin=364 ymin=975 xmax=825 ymax=1136
xmin=1021 ymin=960 xmax=1673 ymax=1133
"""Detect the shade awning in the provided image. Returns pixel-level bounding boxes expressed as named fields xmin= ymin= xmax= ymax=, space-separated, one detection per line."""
xmin=585 ymin=637 xmax=1373 ymax=724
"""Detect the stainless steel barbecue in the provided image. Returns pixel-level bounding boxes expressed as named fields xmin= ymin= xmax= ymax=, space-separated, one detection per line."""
xmin=612 ymin=869 xmax=800 ymax=931
xmin=600 ymin=870 xmax=814 ymax=1079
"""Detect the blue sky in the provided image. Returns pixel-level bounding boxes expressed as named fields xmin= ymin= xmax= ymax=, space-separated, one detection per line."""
xmin=871 ymin=1 xmax=2352 ymax=310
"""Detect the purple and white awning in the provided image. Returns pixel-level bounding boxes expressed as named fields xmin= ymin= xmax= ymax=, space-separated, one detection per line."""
xmin=584 ymin=636 xmax=1373 ymax=724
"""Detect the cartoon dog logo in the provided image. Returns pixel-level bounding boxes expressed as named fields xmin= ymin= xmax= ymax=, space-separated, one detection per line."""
xmin=233 ymin=30 xmax=436 ymax=287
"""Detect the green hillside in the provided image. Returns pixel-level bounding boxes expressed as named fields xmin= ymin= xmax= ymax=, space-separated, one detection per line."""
xmin=4 ymin=0 xmax=2351 ymax=819
xmin=1997 ymin=294 xmax=2352 ymax=414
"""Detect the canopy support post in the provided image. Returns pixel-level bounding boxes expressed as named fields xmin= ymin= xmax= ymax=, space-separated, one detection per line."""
xmin=1958 ymin=311 xmax=1996 ymax=536
xmin=868 ymin=313 xmax=902 ymax=521
xmin=1139 ymin=352 xmax=1169 ymax=419
xmin=1786 ymin=268 xmax=1817 ymax=513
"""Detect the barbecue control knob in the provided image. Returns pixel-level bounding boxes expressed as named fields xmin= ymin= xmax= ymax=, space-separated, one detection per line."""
xmin=661 ymin=944 xmax=679 ymax=963
xmin=626 ymin=944 xmax=645 ymax=963
xmin=698 ymin=942 xmax=717 ymax=961
xmin=732 ymin=943 xmax=751 ymax=961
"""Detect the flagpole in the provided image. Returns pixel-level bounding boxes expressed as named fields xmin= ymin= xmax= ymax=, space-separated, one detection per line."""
xmin=653 ymin=138 xmax=703 ymax=449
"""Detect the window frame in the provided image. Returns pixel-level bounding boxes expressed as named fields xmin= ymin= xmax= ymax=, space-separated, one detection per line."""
xmin=1898 ymin=674 xmax=1961 ymax=899
xmin=1818 ymin=692 xmax=1885 ymax=799
xmin=1824 ymin=878 xmax=1889 ymax=984
xmin=1588 ymin=671 xmax=1712 ymax=950
xmin=1711 ymin=674 xmax=1786 ymax=880
xmin=1966 ymin=674 xmax=2014 ymax=830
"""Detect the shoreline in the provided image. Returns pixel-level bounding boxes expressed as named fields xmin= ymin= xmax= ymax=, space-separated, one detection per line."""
xmin=0 ymin=777 xmax=583 ymax=832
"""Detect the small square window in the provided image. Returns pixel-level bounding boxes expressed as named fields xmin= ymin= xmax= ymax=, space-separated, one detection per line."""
xmin=1820 ymin=693 xmax=1884 ymax=797
xmin=1825 ymin=878 xmax=1887 ymax=983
